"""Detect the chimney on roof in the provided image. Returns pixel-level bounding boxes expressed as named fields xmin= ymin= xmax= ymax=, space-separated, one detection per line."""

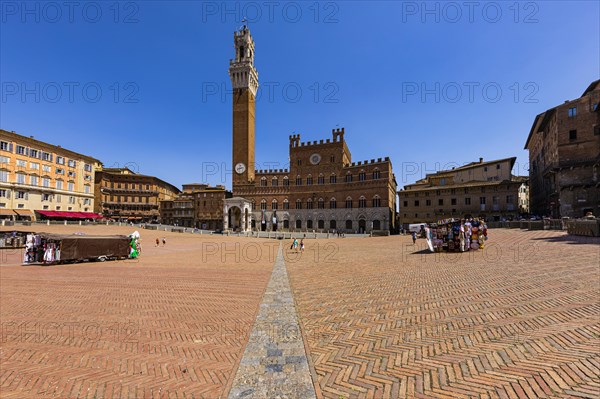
xmin=479 ymin=157 xmax=483 ymax=163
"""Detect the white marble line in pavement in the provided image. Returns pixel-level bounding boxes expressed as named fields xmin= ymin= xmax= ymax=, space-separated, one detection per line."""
xmin=227 ymin=242 xmax=317 ymax=399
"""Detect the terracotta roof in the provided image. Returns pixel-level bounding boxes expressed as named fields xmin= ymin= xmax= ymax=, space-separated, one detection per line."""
xmin=582 ymin=79 xmax=600 ymax=97
xmin=449 ymin=157 xmax=516 ymax=172
xmin=400 ymin=179 xmax=522 ymax=193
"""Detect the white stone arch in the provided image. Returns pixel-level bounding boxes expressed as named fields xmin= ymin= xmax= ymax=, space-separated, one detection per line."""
xmin=223 ymin=197 xmax=253 ymax=231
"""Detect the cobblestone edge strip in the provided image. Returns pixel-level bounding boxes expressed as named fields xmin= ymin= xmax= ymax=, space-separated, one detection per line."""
xmin=227 ymin=243 xmax=317 ymax=399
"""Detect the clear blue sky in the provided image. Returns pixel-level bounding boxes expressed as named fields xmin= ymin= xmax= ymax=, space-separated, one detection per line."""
xmin=1 ymin=1 xmax=598 ymax=189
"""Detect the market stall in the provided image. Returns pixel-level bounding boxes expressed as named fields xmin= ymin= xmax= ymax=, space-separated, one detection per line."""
xmin=23 ymin=233 xmax=132 ymax=265
xmin=427 ymin=218 xmax=488 ymax=253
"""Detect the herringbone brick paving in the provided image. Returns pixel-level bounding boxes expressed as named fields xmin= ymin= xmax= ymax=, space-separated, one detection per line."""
xmin=286 ymin=230 xmax=600 ymax=399
xmin=0 ymin=225 xmax=274 ymax=398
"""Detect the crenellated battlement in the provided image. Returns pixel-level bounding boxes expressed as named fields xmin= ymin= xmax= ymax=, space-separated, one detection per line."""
xmin=290 ymin=127 xmax=347 ymax=148
xmin=255 ymin=169 xmax=289 ymax=175
xmin=332 ymin=127 xmax=345 ymax=142
xmin=347 ymin=157 xmax=390 ymax=168
xmin=289 ymin=134 xmax=301 ymax=148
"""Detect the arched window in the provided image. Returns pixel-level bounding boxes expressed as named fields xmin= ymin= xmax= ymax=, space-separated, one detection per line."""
xmin=306 ymin=198 xmax=313 ymax=209
xmin=358 ymin=170 xmax=366 ymax=181
xmin=318 ymin=198 xmax=325 ymax=209
xmin=296 ymin=199 xmax=302 ymax=209
xmin=306 ymin=174 xmax=313 ymax=185
xmin=330 ymin=198 xmax=337 ymax=209
xmin=251 ymin=200 xmax=256 ymax=211
xmin=346 ymin=220 xmax=352 ymax=230
xmin=272 ymin=199 xmax=278 ymax=210
xmin=358 ymin=196 xmax=367 ymax=208
xmin=318 ymin=220 xmax=324 ymax=229
xmin=283 ymin=176 xmax=289 ymax=186
xmin=307 ymin=220 xmax=313 ymax=229
xmin=345 ymin=173 xmax=353 ymax=183
xmin=283 ymin=199 xmax=289 ymax=210
xmin=272 ymin=177 xmax=278 ymax=187
xmin=330 ymin=174 xmax=337 ymax=184
xmin=260 ymin=199 xmax=267 ymax=210
xmin=373 ymin=168 xmax=381 ymax=179
xmin=296 ymin=175 xmax=302 ymax=186
xmin=296 ymin=219 xmax=302 ymax=229
xmin=330 ymin=220 xmax=337 ymax=229
xmin=318 ymin=174 xmax=325 ymax=184
xmin=261 ymin=177 xmax=267 ymax=187
xmin=373 ymin=220 xmax=381 ymax=230
xmin=345 ymin=197 xmax=352 ymax=209
xmin=372 ymin=195 xmax=381 ymax=207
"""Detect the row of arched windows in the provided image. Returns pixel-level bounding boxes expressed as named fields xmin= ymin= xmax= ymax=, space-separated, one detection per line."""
xmin=253 ymin=196 xmax=382 ymax=211
xmin=259 ymin=169 xmax=382 ymax=187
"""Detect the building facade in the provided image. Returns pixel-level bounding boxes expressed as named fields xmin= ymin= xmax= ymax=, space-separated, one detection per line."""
xmin=398 ymin=157 xmax=527 ymax=224
xmin=94 ymin=167 xmax=180 ymax=222
xmin=160 ymin=184 xmax=231 ymax=229
xmin=0 ymin=129 xmax=101 ymax=220
xmin=226 ymin=26 xmax=397 ymax=233
xmin=525 ymin=80 xmax=600 ymax=218
xmin=518 ymin=182 xmax=530 ymax=214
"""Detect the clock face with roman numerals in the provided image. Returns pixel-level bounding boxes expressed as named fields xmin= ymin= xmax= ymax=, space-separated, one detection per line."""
xmin=310 ymin=153 xmax=321 ymax=165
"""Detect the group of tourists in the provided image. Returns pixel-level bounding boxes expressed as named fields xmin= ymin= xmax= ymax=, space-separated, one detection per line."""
xmin=290 ymin=237 xmax=305 ymax=252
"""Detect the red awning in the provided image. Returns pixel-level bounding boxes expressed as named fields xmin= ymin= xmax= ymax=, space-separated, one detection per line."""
xmin=36 ymin=210 xmax=102 ymax=219
xmin=37 ymin=210 xmax=59 ymax=217
xmin=78 ymin=212 xmax=103 ymax=219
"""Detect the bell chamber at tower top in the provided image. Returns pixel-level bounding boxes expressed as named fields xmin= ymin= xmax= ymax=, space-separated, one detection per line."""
xmin=229 ymin=26 xmax=259 ymax=96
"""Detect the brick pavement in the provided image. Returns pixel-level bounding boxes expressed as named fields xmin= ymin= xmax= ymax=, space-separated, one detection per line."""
xmin=0 ymin=225 xmax=275 ymax=398
xmin=1 ymin=227 xmax=599 ymax=398
xmin=286 ymin=230 xmax=600 ymax=399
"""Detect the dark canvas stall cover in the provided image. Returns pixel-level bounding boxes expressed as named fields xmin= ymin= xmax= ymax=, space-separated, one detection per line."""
xmin=39 ymin=233 xmax=130 ymax=261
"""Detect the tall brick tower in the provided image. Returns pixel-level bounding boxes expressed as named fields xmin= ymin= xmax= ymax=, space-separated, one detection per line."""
xmin=229 ymin=25 xmax=258 ymax=193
